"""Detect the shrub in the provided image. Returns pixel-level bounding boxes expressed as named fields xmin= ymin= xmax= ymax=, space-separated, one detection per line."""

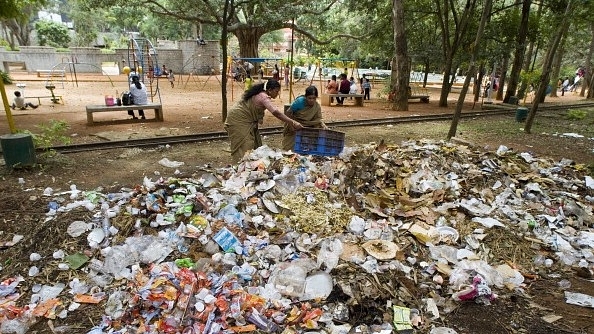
xmin=565 ymin=109 xmax=588 ymax=120
xmin=18 ymin=120 xmax=71 ymax=159
xmin=0 ymin=70 xmax=13 ymax=84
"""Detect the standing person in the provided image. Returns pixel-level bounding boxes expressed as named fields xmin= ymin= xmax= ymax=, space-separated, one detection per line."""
xmin=561 ymin=77 xmax=570 ymax=96
xmin=224 ymin=80 xmax=303 ymax=162
xmin=168 ymin=70 xmax=175 ymax=88
xmin=336 ymin=73 xmax=350 ymax=105
xmin=127 ymin=74 xmax=147 ymax=119
xmin=359 ymin=74 xmax=367 ymax=93
xmin=11 ymin=91 xmax=38 ymax=110
xmin=326 ymin=75 xmax=339 ymax=104
xmin=161 ymin=64 xmax=168 ymax=76
xmin=284 ymin=64 xmax=290 ymax=89
xmin=362 ymin=78 xmax=372 ymax=100
xmin=282 ymin=86 xmax=327 ymax=151
xmin=272 ymin=64 xmax=280 ymax=81
xmin=244 ymin=73 xmax=254 ymax=91
xmin=257 ymin=65 xmax=264 ymax=82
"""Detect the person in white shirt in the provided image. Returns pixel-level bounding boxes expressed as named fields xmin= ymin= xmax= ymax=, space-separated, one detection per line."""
xmin=128 ymin=74 xmax=148 ymax=119
xmin=11 ymin=91 xmax=38 ymax=110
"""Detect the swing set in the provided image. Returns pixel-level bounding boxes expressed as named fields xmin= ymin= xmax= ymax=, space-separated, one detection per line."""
xmin=226 ymin=57 xmax=285 ymax=101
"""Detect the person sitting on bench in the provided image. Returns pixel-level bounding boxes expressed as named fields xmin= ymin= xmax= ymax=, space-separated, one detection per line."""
xmin=128 ymin=74 xmax=147 ymax=119
xmin=336 ymin=73 xmax=350 ymax=105
xmin=11 ymin=91 xmax=38 ymax=110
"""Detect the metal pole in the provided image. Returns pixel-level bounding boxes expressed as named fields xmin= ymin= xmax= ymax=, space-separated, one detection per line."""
xmin=289 ymin=18 xmax=294 ymax=102
xmin=0 ymin=79 xmax=17 ymax=134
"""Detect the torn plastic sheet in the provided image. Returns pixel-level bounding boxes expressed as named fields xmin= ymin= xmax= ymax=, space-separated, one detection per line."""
xmin=565 ymin=291 xmax=594 ymax=308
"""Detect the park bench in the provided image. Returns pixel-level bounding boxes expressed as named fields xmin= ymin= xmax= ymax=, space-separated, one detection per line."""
xmin=408 ymin=83 xmax=430 ymax=103
xmin=85 ymin=103 xmax=164 ymax=125
xmin=321 ymin=93 xmax=365 ymax=107
xmin=36 ymin=69 xmax=66 ymax=78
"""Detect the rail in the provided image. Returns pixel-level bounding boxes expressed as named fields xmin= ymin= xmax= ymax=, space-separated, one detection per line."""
xmin=49 ymin=102 xmax=594 ymax=154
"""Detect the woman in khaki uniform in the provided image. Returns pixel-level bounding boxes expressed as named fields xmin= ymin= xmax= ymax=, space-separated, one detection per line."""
xmin=282 ymin=86 xmax=327 ymax=151
xmin=224 ymin=80 xmax=303 ymax=162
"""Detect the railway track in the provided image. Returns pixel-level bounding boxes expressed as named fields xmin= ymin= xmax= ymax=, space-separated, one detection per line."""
xmin=52 ymin=102 xmax=594 ymax=154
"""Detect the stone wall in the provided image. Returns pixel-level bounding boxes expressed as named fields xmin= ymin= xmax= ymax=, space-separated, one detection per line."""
xmin=0 ymin=40 xmax=220 ymax=75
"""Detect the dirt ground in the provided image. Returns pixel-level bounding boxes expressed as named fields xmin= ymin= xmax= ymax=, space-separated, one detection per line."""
xmin=1 ymin=72 xmax=594 ymax=334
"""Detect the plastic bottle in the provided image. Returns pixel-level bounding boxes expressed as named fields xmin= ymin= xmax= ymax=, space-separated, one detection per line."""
xmin=298 ymin=166 xmax=307 ymax=183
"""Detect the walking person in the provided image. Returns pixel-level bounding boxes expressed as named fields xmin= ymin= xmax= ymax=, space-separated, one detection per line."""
xmin=362 ymin=78 xmax=372 ymax=100
xmin=168 ymin=70 xmax=175 ymax=88
xmin=282 ymin=86 xmax=327 ymax=151
xmin=561 ymin=77 xmax=570 ymax=96
xmin=127 ymin=74 xmax=147 ymax=119
xmin=224 ymin=80 xmax=303 ymax=162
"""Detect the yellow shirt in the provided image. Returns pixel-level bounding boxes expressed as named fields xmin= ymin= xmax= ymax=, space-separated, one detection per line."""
xmin=244 ymin=77 xmax=253 ymax=91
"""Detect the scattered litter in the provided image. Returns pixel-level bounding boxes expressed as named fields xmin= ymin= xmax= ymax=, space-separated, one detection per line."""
xmin=541 ymin=314 xmax=563 ymax=323
xmin=158 ymin=157 xmax=185 ymax=168
xmin=565 ymin=291 xmax=594 ymax=308
xmin=2 ymin=140 xmax=594 ymax=333
xmin=0 ymin=235 xmax=24 ymax=249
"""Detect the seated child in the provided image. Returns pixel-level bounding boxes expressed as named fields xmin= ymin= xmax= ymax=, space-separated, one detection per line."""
xmin=11 ymin=91 xmax=38 ymax=110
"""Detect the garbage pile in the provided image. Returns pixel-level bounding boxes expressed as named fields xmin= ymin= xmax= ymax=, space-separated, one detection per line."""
xmin=1 ymin=140 xmax=594 ymax=334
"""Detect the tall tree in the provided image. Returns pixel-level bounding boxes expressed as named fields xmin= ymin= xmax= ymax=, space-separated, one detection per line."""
xmin=434 ymin=0 xmax=478 ymax=107
xmin=391 ymin=0 xmax=409 ymax=111
xmin=87 ymin=0 xmax=360 ymax=59
xmin=0 ymin=0 xmax=46 ymax=47
xmin=503 ymin=0 xmax=531 ymax=103
xmin=525 ymin=0 xmax=574 ymax=133
xmin=447 ymin=0 xmax=493 ymax=139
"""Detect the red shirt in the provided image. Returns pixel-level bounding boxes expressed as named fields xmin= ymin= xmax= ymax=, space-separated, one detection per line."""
xmin=339 ymin=79 xmax=350 ymax=94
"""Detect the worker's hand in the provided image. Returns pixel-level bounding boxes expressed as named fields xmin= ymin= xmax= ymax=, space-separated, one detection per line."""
xmin=292 ymin=121 xmax=303 ymax=130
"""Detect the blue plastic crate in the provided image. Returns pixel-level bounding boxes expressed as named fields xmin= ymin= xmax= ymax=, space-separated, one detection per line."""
xmin=293 ymin=128 xmax=345 ymax=156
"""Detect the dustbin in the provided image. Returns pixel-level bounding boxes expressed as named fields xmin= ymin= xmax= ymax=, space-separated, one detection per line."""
xmin=508 ymin=96 xmax=518 ymax=105
xmin=1 ymin=133 xmax=36 ymax=168
xmin=515 ymin=107 xmax=528 ymax=122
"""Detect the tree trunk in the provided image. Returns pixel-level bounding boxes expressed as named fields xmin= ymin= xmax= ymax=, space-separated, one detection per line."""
xmin=474 ymin=62 xmax=485 ymax=102
xmin=4 ymin=16 xmax=31 ymax=46
xmin=517 ymin=0 xmax=542 ymax=100
xmin=235 ymin=27 xmax=265 ymax=59
xmin=496 ymin=55 xmax=508 ymax=101
xmin=582 ymin=22 xmax=594 ymax=98
xmin=549 ymin=35 xmax=566 ymax=98
xmin=391 ymin=0 xmax=410 ymax=111
xmin=438 ymin=61 xmax=453 ymax=107
xmin=504 ymin=0 xmax=531 ymax=103
xmin=221 ymin=1 xmax=232 ymax=123
xmin=525 ymin=0 xmax=574 ymax=133
xmin=435 ymin=0 xmax=476 ymax=107
xmin=447 ymin=0 xmax=492 ymax=140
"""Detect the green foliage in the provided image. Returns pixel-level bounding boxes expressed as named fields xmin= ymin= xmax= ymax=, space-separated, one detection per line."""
xmin=565 ymin=109 xmax=588 ymax=121
xmin=520 ymin=70 xmax=542 ymax=87
xmin=35 ymin=19 xmax=71 ymax=48
xmin=0 ymin=39 xmax=12 ymax=49
xmin=1 ymin=70 xmax=13 ymax=84
xmin=19 ymin=120 xmax=71 ymax=158
xmin=0 ymin=0 xmax=20 ymax=18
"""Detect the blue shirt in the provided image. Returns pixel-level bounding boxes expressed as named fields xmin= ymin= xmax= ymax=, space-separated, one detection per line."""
xmin=290 ymin=96 xmax=307 ymax=112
